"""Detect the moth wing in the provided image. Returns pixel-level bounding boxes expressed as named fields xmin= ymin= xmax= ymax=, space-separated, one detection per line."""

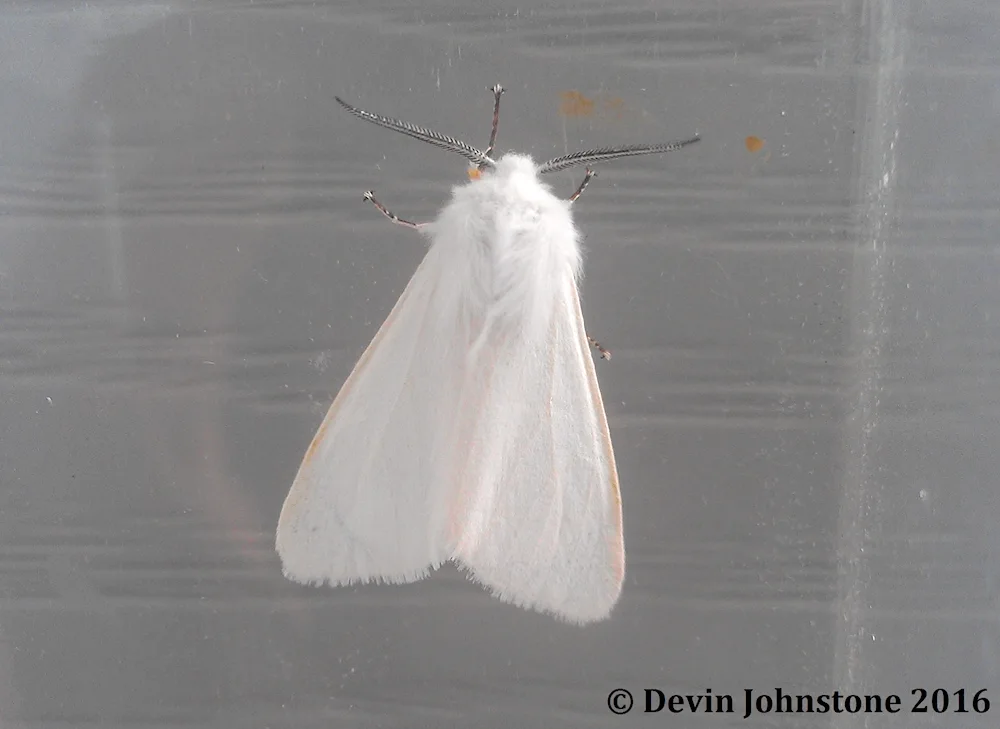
xmin=450 ymin=277 xmax=625 ymax=624
xmin=276 ymin=247 xmax=461 ymax=586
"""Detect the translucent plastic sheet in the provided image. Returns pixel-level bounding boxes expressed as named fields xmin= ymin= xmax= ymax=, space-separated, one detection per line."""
xmin=1 ymin=2 xmax=997 ymax=727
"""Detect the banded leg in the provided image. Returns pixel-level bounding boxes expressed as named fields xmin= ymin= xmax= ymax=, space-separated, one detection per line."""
xmin=569 ymin=169 xmax=597 ymax=203
xmin=362 ymin=190 xmax=424 ymax=229
xmin=484 ymin=84 xmax=505 ymax=160
xmin=587 ymin=334 xmax=612 ymax=361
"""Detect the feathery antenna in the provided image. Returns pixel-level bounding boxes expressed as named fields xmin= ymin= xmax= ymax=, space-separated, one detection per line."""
xmin=336 ymin=90 xmax=700 ymax=177
xmin=335 ymin=96 xmax=493 ymax=169
xmin=539 ymin=138 xmax=701 ymax=174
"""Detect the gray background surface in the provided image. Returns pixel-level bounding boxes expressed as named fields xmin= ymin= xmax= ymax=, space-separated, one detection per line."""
xmin=1 ymin=1 xmax=998 ymax=727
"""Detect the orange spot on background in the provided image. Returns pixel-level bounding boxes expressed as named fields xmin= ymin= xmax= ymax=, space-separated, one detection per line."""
xmin=559 ymin=91 xmax=628 ymax=121
xmin=559 ymin=90 xmax=595 ymax=117
xmin=745 ymin=135 xmax=765 ymax=153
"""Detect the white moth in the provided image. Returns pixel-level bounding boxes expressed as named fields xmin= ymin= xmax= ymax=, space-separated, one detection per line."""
xmin=276 ymin=85 xmax=699 ymax=624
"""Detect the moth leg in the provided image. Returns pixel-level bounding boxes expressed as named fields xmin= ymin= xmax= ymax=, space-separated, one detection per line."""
xmin=484 ymin=84 xmax=506 ymax=160
xmin=568 ymin=168 xmax=598 ymax=203
xmin=587 ymin=334 xmax=612 ymax=361
xmin=362 ymin=190 xmax=425 ymax=229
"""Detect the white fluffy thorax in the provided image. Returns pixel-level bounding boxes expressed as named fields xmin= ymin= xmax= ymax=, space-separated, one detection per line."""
xmin=423 ymin=154 xmax=582 ymax=341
